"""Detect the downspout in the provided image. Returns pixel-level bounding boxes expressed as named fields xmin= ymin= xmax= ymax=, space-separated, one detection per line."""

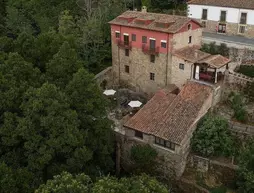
xmin=118 ymin=25 xmax=121 ymax=85
xmin=165 ymin=33 xmax=169 ymax=86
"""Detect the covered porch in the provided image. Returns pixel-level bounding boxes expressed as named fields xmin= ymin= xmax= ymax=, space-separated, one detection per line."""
xmin=193 ymin=55 xmax=231 ymax=84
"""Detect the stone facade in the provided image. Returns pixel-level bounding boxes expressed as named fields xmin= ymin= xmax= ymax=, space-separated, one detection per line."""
xmin=112 ymin=27 xmax=203 ymax=94
xmin=198 ymin=19 xmax=254 ymax=38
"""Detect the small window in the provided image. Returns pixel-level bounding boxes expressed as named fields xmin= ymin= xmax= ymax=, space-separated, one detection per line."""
xmin=132 ymin=34 xmax=136 ymax=41
xmin=115 ymin=32 xmax=120 ymax=38
xmin=220 ymin=11 xmax=227 ymax=22
xmin=125 ymin=65 xmax=129 ymax=73
xmin=179 ymin=63 xmax=184 ymax=70
xmin=150 ymin=55 xmax=155 ymax=63
xmin=202 ymin=9 xmax=208 ymax=20
xmin=161 ymin=41 xmax=167 ymax=48
xmin=150 ymin=72 xmax=155 ymax=80
xmin=142 ymin=36 xmax=147 ymax=43
xmin=165 ymin=141 xmax=175 ymax=151
xmin=188 ymin=24 xmax=192 ymax=30
xmin=188 ymin=36 xmax=192 ymax=44
xmin=135 ymin=130 xmax=143 ymax=139
xmin=240 ymin=12 xmax=247 ymax=24
xmin=125 ymin=49 xmax=129 ymax=56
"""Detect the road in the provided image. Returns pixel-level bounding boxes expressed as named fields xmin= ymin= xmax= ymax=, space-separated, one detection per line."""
xmin=202 ymin=32 xmax=254 ymax=50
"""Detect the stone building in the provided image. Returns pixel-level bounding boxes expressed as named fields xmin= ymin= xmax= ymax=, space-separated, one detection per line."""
xmin=188 ymin=0 xmax=254 ymax=38
xmin=109 ymin=10 xmax=231 ymax=95
xmin=122 ymin=81 xmax=213 ymax=177
xmin=109 ymin=9 xmax=231 ymax=178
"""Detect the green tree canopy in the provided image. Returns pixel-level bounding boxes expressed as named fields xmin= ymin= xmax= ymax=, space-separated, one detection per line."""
xmin=36 ymin=172 xmax=169 ymax=193
xmin=237 ymin=139 xmax=254 ymax=193
xmin=191 ymin=115 xmax=234 ymax=157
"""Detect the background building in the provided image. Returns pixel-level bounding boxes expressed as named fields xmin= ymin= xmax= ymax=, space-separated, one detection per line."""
xmin=187 ymin=0 xmax=254 ymax=38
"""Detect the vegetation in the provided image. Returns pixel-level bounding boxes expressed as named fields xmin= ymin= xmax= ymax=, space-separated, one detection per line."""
xmin=237 ymin=138 xmax=254 ymax=193
xmin=238 ymin=65 xmax=254 ymax=78
xmin=191 ymin=115 xmax=235 ymax=157
xmin=228 ymin=92 xmax=248 ymax=123
xmin=131 ymin=144 xmax=158 ymax=173
xmin=201 ymin=42 xmax=229 ymax=57
xmin=244 ymin=82 xmax=254 ymax=102
xmin=36 ymin=171 xmax=169 ymax=193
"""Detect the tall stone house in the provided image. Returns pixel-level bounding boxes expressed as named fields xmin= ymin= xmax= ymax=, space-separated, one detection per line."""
xmin=109 ymin=9 xmax=231 ymax=178
xmin=188 ymin=0 xmax=254 ymax=38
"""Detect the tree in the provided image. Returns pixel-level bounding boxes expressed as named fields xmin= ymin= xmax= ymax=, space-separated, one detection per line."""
xmin=35 ymin=171 xmax=91 ymax=193
xmin=237 ymin=139 xmax=254 ymax=193
xmin=0 ymin=162 xmax=33 ymax=193
xmin=65 ymin=68 xmax=114 ymax=175
xmin=131 ymin=144 xmax=158 ymax=173
xmin=36 ymin=172 xmax=169 ymax=193
xmin=17 ymin=83 xmax=93 ymax=180
xmin=0 ymin=53 xmax=41 ymax=114
xmin=191 ymin=115 xmax=234 ymax=157
xmin=45 ymin=41 xmax=82 ymax=88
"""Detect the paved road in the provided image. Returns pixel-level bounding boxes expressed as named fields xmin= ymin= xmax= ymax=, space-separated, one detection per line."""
xmin=202 ymin=32 xmax=254 ymax=49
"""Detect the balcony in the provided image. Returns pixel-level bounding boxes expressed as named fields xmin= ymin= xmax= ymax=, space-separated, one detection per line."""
xmin=142 ymin=44 xmax=160 ymax=55
xmin=117 ymin=39 xmax=132 ymax=50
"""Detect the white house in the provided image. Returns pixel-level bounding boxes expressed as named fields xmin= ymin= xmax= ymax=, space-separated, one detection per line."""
xmin=187 ymin=0 xmax=254 ymax=38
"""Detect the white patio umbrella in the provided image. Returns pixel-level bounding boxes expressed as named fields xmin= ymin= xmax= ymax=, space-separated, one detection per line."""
xmin=103 ymin=89 xmax=116 ymax=96
xmin=128 ymin=100 xmax=142 ymax=108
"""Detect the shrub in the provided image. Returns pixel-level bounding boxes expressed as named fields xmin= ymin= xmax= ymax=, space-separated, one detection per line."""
xmin=238 ymin=65 xmax=254 ymax=78
xmin=131 ymin=144 xmax=157 ymax=173
xmin=191 ymin=115 xmax=234 ymax=157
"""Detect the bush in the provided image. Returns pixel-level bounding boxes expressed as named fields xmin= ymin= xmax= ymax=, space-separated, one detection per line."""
xmin=201 ymin=42 xmax=229 ymax=57
xmin=191 ymin=115 xmax=235 ymax=157
xmin=238 ymin=65 xmax=254 ymax=78
xmin=131 ymin=144 xmax=157 ymax=173
xmin=244 ymin=82 xmax=254 ymax=102
xmin=228 ymin=92 xmax=248 ymax=123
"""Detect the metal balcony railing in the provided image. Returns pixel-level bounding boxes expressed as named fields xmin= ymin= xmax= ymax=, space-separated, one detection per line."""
xmin=117 ymin=39 xmax=132 ymax=50
xmin=142 ymin=44 xmax=160 ymax=55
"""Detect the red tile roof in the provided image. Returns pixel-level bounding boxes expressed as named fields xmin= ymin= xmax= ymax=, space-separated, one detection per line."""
xmin=109 ymin=11 xmax=201 ymax=34
xmin=188 ymin=0 xmax=254 ymax=10
xmin=173 ymin=47 xmax=231 ymax=68
xmin=124 ymin=82 xmax=213 ymax=145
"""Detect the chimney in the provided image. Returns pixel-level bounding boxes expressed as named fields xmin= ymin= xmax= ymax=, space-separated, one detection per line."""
xmin=141 ymin=6 xmax=147 ymax=13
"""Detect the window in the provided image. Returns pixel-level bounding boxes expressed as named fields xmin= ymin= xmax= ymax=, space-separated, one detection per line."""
xmin=124 ymin=35 xmax=129 ymax=45
xmin=188 ymin=24 xmax=192 ymax=30
xmin=150 ymin=55 xmax=155 ymax=63
xmin=161 ymin=41 xmax=167 ymax=48
xmin=220 ymin=11 xmax=227 ymax=22
xmin=115 ymin=32 xmax=120 ymax=38
xmin=202 ymin=9 xmax=208 ymax=20
xmin=150 ymin=72 xmax=155 ymax=80
xmin=135 ymin=130 xmax=143 ymax=139
xmin=142 ymin=36 xmax=147 ymax=43
xmin=132 ymin=34 xmax=136 ymax=41
xmin=188 ymin=36 xmax=192 ymax=44
xmin=125 ymin=49 xmax=129 ymax=56
xmin=179 ymin=63 xmax=184 ymax=70
xmin=240 ymin=12 xmax=247 ymax=24
xmin=155 ymin=137 xmax=175 ymax=151
xmin=125 ymin=65 xmax=129 ymax=73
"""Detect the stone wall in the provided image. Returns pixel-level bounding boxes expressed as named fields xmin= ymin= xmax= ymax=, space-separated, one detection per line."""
xmin=229 ymin=121 xmax=254 ymax=136
xmin=94 ymin=66 xmax=113 ymax=89
xmin=171 ymin=56 xmax=193 ymax=88
xmin=173 ymin=28 xmax=202 ymax=50
xmin=198 ymin=19 xmax=254 ymax=38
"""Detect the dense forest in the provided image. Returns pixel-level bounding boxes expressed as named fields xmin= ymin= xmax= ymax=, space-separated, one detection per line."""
xmin=0 ymin=0 xmax=186 ymax=192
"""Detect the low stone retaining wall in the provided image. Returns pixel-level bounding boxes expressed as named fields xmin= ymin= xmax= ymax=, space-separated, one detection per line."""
xmin=94 ymin=66 xmax=113 ymax=89
xmin=177 ymin=178 xmax=209 ymax=193
xmin=229 ymin=121 xmax=254 ymax=135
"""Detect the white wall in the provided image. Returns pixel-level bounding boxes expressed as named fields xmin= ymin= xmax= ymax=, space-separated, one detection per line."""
xmin=188 ymin=4 xmax=254 ymax=25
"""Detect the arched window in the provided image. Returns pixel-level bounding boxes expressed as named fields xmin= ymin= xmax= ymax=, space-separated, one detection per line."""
xmin=188 ymin=24 xmax=192 ymax=30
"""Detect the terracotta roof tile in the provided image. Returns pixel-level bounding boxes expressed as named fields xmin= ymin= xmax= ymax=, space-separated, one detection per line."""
xmin=197 ymin=54 xmax=231 ymax=68
xmin=124 ymin=82 xmax=213 ymax=145
xmin=109 ymin=11 xmax=201 ymax=33
xmin=173 ymin=47 xmax=211 ymax=63
xmin=188 ymin=0 xmax=254 ymax=10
